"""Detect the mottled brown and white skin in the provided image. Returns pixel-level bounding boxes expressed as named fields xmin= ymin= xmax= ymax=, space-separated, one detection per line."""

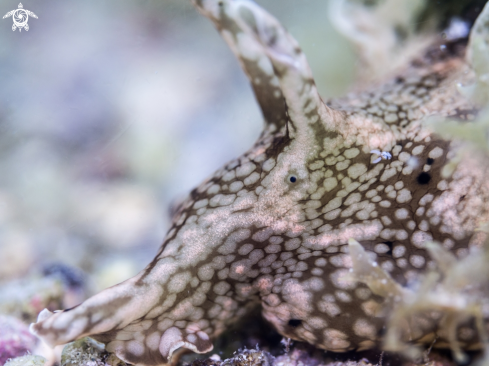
xmin=31 ymin=0 xmax=489 ymax=365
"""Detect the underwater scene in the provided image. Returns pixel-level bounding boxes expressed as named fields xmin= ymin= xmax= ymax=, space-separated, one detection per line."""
xmin=1 ymin=0 xmax=489 ymax=365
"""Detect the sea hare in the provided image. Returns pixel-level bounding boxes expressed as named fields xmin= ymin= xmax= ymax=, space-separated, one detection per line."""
xmin=30 ymin=0 xmax=489 ymax=365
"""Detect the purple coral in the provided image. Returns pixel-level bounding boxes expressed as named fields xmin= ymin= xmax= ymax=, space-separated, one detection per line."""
xmin=0 ymin=315 xmax=38 ymax=365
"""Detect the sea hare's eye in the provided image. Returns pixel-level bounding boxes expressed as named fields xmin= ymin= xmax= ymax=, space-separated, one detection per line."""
xmin=288 ymin=175 xmax=297 ymax=183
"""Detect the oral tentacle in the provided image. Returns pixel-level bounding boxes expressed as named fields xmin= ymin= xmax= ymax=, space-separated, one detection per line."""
xmin=194 ymin=0 xmax=339 ymax=138
xmin=29 ymin=272 xmax=163 ymax=347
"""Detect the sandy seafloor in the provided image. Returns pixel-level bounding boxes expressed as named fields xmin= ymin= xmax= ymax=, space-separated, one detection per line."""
xmin=0 ymin=0 xmax=358 ymax=364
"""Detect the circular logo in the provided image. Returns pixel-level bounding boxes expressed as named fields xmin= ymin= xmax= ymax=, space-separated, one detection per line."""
xmin=12 ymin=9 xmax=28 ymax=28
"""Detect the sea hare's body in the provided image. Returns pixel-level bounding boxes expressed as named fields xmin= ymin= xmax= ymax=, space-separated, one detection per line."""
xmin=31 ymin=1 xmax=489 ymax=365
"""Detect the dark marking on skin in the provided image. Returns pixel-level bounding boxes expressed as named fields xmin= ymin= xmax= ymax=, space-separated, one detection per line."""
xmin=288 ymin=319 xmax=302 ymax=327
xmin=417 ymin=172 xmax=432 ymax=185
xmin=63 ymin=306 xmax=78 ymax=313
xmin=427 ymin=158 xmax=435 ymax=165
xmin=384 ymin=241 xmax=394 ymax=256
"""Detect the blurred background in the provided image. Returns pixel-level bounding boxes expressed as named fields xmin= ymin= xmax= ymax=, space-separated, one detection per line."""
xmin=0 ymin=0 xmax=356 ymax=292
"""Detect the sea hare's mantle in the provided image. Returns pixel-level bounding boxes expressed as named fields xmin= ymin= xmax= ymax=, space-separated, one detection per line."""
xmin=31 ymin=1 xmax=489 ymax=365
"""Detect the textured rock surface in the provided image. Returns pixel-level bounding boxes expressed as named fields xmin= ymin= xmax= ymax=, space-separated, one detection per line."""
xmin=3 ymin=355 xmax=46 ymax=366
xmin=61 ymin=337 xmax=127 ymax=366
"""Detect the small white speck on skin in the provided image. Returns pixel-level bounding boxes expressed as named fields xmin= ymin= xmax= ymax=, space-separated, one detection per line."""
xmin=412 ymin=145 xmax=425 ymax=155
xmin=353 ymin=318 xmax=377 ymax=339
xmin=262 ymin=159 xmax=276 ymax=171
xmin=398 ymin=152 xmax=411 ymax=162
xmin=329 ymin=254 xmax=347 ymax=267
xmin=392 ymin=145 xmax=402 ymax=156
xmin=308 ymin=317 xmax=328 ymax=329
xmin=229 ymin=181 xmax=244 ymax=192
xmin=318 ymin=301 xmax=341 ymax=317
xmin=429 ymin=146 xmax=444 ymax=159
xmin=407 ymin=220 xmax=416 ymax=230
xmin=374 ymin=243 xmax=390 ymax=254
xmin=315 ymin=258 xmax=327 ymax=267
xmin=311 ymin=268 xmax=324 ymax=276
xmin=419 ymin=220 xmax=429 ymax=231
xmin=249 ymin=249 xmax=265 ymax=263
xmin=411 ymin=231 xmax=433 ymax=248
xmin=222 ymin=170 xmax=236 ymax=182
xmin=344 ymin=193 xmax=361 ymax=206
xmin=285 ymin=238 xmax=301 ymax=251
xmin=309 ymin=160 xmax=325 ymax=170
xmin=365 ymin=189 xmax=377 ymax=198
xmin=325 ymin=156 xmax=337 ymax=166
xmin=355 ymin=287 xmax=372 ymax=300
xmin=361 ymin=300 xmax=380 ymax=317
xmin=330 ymin=269 xmax=358 ymax=290
xmin=344 ymin=148 xmax=360 ymax=159
xmin=419 ymin=193 xmax=434 ymax=206
xmin=408 ymin=157 xmax=419 ymax=168
xmin=394 ymin=181 xmax=404 ymax=190
xmin=387 ymin=190 xmax=397 ymax=199
xmin=395 ymin=230 xmax=408 ymax=240
xmin=443 ymin=238 xmax=455 ymax=249
xmin=437 ymin=180 xmax=448 ymax=190
xmin=336 ymin=160 xmax=351 ymax=171
xmin=168 ymin=271 xmax=191 ymax=293
xmin=396 ymin=188 xmax=412 ymax=203
xmin=430 ymin=216 xmax=441 ymax=225
xmin=323 ymin=177 xmax=338 ymax=192
xmin=395 ymin=208 xmax=409 ymax=220
xmin=381 ymin=216 xmax=392 ymax=226
xmin=348 ymin=163 xmax=368 ymax=179
xmin=236 ymin=162 xmax=256 ymax=177
xmin=323 ymin=197 xmax=342 ymax=213
xmin=371 ymin=196 xmax=381 ymax=203
xmin=238 ymin=243 xmax=254 ymax=256
xmin=190 ymin=277 xmax=200 ymax=288
xmin=380 ymin=229 xmax=395 ymax=240
xmin=207 ymin=184 xmax=220 ymax=195
xmin=264 ymin=244 xmax=282 ymax=254
xmin=457 ymin=248 xmax=469 ymax=258
xmin=196 ymin=207 xmax=207 ymax=215
xmin=409 ymin=254 xmax=426 ymax=268
xmin=252 ymin=228 xmax=273 ymax=242
xmin=396 ymin=258 xmax=408 ymax=268
xmin=197 ymin=265 xmax=215 ymax=281
xmin=384 ymin=113 xmax=398 ymax=123
xmin=381 ymin=260 xmax=394 ymax=272
xmin=335 ymin=290 xmax=352 ymax=302
xmin=244 ymin=171 xmax=260 ymax=185
xmin=305 ymin=277 xmax=325 ymax=292
xmin=380 ymin=167 xmax=397 ymax=181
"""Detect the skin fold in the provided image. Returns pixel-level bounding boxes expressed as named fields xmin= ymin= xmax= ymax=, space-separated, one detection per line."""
xmin=30 ymin=0 xmax=489 ymax=365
